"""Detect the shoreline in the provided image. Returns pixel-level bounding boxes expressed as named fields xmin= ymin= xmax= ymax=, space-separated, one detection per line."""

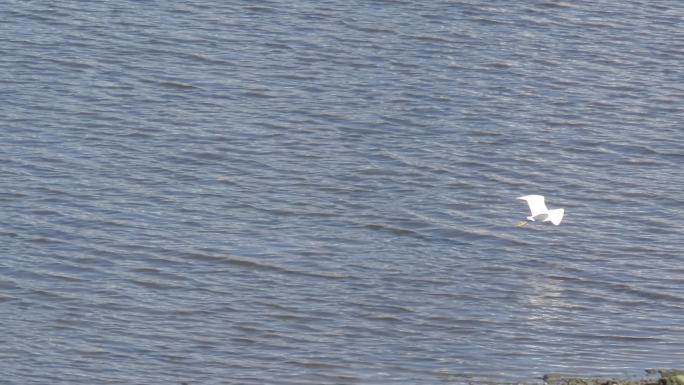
xmin=538 ymin=369 xmax=684 ymax=385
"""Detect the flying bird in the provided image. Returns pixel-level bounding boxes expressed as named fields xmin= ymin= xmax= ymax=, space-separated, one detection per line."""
xmin=517 ymin=195 xmax=564 ymax=226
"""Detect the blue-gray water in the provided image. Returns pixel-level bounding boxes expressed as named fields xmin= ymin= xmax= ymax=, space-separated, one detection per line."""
xmin=2 ymin=1 xmax=683 ymax=384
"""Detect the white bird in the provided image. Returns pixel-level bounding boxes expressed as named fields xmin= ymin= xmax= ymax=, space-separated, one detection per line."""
xmin=517 ymin=195 xmax=564 ymax=226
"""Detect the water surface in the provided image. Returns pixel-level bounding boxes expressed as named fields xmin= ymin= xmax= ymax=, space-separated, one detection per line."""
xmin=1 ymin=1 xmax=683 ymax=384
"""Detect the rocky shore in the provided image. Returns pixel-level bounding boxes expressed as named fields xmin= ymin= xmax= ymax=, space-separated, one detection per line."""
xmin=541 ymin=369 xmax=684 ymax=385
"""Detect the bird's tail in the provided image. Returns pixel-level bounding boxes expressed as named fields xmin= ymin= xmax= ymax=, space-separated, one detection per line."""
xmin=544 ymin=209 xmax=564 ymax=226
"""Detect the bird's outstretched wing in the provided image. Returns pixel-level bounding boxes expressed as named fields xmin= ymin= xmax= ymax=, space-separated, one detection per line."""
xmin=517 ymin=195 xmax=548 ymax=217
xmin=545 ymin=208 xmax=564 ymax=226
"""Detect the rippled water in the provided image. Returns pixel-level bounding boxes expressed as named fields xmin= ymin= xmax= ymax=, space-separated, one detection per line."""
xmin=2 ymin=1 xmax=684 ymax=384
